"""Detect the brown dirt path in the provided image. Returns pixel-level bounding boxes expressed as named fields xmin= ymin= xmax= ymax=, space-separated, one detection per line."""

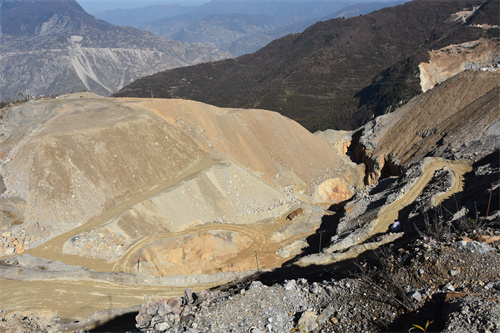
xmin=25 ymin=156 xmax=221 ymax=271
xmin=0 ymin=158 xmax=471 ymax=329
xmin=113 ymin=216 xmax=318 ymax=275
xmin=0 ymin=278 xmax=206 ymax=328
xmin=371 ymin=158 xmax=471 ymax=235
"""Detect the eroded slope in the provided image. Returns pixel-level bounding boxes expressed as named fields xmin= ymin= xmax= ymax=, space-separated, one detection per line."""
xmin=355 ymin=70 xmax=499 ymax=183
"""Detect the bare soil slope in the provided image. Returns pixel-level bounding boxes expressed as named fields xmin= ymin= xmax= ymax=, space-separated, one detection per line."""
xmin=419 ymin=38 xmax=500 ymax=92
xmin=0 ymin=93 xmax=363 ymax=273
xmin=133 ymin=98 xmax=364 ymax=198
xmin=355 ymin=70 xmax=499 ymax=182
xmin=0 ymin=69 xmax=498 ymax=332
xmin=0 ymin=93 xmax=367 ymax=327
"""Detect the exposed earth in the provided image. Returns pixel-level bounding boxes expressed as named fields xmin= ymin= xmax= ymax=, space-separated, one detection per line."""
xmin=0 ymin=91 xmax=362 ymax=329
xmin=0 ymin=69 xmax=498 ymax=332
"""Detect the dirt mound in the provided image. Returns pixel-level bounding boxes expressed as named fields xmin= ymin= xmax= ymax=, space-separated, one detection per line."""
xmin=0 ymin=94 xmax=360 ymax=246
xmin=137 ymin=230 xmax=253 ymax=276
xmin=1 ymin=96 xmax=206 ymax=239
xmin=131 ymin=98 xmax=364 ymax=199
xmin=0 ymin=93 xmax=361 ymax=325
xmin=0 ymin=93 xmax=364 ymax=323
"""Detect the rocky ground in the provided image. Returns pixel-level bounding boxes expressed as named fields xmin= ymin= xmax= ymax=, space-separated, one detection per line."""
xmin=64 ymin=227 xmax=129 ymax=261
xmin=95 ymin=150 xmax=499 ymax=333
xmin=2 ymin=219 xmax=498 ymax=333
xmin=0 ymin=223 xmax=48 ymax=256
xmin=128 ymin=216 xmax=500 ymax=333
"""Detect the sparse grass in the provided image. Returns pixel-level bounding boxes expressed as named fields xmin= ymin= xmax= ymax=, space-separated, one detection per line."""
xmin=415 ymin=202 xmax=490 ymax=243
xmin=418 ymin=206 xmax=454 ymax=242
xmin=355 ymin=201 xmax=499 ymax=332
xmin=411 ymin=319 xmax=434 ymax=332
xmin=355 ymin=245 xmax=415 ymax=314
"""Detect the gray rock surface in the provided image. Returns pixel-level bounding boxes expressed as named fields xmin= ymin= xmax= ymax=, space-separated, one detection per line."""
xmin=443 ymin=294 xmax=500 ymax=333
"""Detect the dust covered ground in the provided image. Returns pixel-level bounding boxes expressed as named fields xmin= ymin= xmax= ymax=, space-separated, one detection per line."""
xmin=0 ymin=93 xmax=363 ymax=329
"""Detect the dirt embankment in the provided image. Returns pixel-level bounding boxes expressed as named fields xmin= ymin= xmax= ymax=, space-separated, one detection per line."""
xmin=419 ymin=38 xmax=500 ymax=92
xmin=134 ymin=98 xmax=364 ymax=200
xmin=0 ymin=93 xmax=362 ymax=255
xmin=0 ymin=93 xmax=364 ymax=327
xmin=350 ymin=70 xmax=499 ymax=185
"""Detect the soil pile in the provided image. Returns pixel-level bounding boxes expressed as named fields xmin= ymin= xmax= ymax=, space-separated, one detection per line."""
xmin=0 ymin=93 xmax=363 ymax=326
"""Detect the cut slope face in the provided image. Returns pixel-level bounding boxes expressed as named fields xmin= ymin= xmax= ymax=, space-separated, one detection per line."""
xmin=355 ymin=70 xmax=500 ymax=182
xmin=297 ymin=70 xmax=499 ymax=270
xmin=130 ymin=98 xmax=364 ymax=197
xmin=419 ymin=38 xmax=500 ymax=92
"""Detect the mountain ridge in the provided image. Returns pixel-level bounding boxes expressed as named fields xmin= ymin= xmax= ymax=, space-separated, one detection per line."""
xmin=99 ymin=0 xmax=406 ymax=56
xmin=0 ymin=0 xmax=229 ymax=102
xmin=114 ymin=0 xmax=499 ymax=132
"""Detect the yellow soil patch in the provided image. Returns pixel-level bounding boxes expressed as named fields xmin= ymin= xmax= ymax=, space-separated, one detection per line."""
xmin=0 ymin=278 xmax=197 ymax=328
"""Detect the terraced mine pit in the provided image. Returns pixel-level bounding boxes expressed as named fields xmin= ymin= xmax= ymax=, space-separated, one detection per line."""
xmin=1 ymin=68 xmax=498 ymax=332
xmin=0 ymin=93 xmax=359 ymax=329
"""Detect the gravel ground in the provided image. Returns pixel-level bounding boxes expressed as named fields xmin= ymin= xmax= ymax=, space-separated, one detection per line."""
xmin=131 ymin=219 xmax=500 ymax=333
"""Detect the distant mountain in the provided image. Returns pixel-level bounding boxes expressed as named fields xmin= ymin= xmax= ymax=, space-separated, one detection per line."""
xmin=169 ymin=13 xmax=293 ymax=55
xmin=115 ymin=0 xmax=499 ymax=132
xmin=0 ymin=0 xmax=229 ymax=102
xmin=323 ymin=0 xmax=408 ymax=20
xmin=101 ymin=0 xmax=403 ymax=56
xmin=95 ymin=4 xmax=196 ymax=27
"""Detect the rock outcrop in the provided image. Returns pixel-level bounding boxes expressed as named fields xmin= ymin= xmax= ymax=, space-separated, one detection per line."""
xmin=353 ymin=70 xmax=499 ymax=181
xmin=419 ymin=38 xmax=500 ymax=92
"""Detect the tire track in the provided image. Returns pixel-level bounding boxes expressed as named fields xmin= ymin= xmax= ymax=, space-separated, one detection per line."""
xmin=26 ymin=156 xmax=223 ymax=271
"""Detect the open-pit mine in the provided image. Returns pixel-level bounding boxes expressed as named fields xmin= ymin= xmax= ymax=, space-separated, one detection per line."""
xmin=0 ymin=92 xmax=366 ymax=329
xmin=0 ymin=69 xmax=498 ymax=332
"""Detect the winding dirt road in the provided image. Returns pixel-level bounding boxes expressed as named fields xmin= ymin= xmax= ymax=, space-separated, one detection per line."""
xmin=371 ymin=158 xmax=471 ymax=236
xmin=1 ymin=154 xmax=319 ymax=328
xmin=25 ymin=156 xmax=223 ymax=271
xmin=298 ymin=158 xmax=472 ymax=267
xmin=0 ymin=158 xmax=472 ymax=329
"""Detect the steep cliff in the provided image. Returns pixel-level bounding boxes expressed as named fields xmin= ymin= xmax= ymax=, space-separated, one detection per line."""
xmin=419 ymin=38 xmax=499 ymax=92
xmin=354 ymin=70 xmax=499 ymax=183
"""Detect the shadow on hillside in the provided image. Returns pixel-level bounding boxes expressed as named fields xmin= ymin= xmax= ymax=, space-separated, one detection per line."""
xmin=89 ymin=311 xmax=138 ymax=332
xmin=383 ymin=292 xmax=448 ymax=333
xmin=281 ymin=200 xmax=348 ymax=265
xmin=453 ymin=151 xmax=499 ymax=218
xmin=90 ymin=152 xmax=500 ymax=332
xmin=229 ymin=244 xmax=384 ymax=289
